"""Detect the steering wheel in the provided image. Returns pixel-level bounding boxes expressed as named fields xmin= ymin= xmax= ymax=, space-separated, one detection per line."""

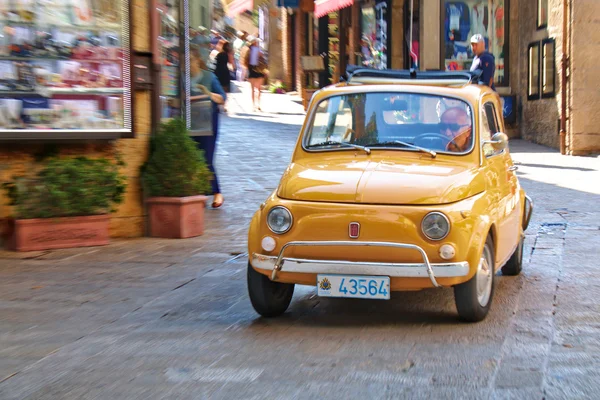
xmin=413 ymin=132 xmax=459 ymax=151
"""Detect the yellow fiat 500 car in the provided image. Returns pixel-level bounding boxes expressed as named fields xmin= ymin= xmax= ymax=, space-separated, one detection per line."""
xmin=247 ymin=67 xmax=533 ymax=322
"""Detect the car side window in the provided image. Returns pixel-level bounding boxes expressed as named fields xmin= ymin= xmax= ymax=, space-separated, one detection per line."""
xmin=481 ymin=102 xmax=500 ymax=157
xmin=309 ymin=97 xmax=353 ymax=145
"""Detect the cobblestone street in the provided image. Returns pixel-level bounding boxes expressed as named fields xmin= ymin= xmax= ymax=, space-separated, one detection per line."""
xmin=1 ymin=84 xmax=599 ymax=399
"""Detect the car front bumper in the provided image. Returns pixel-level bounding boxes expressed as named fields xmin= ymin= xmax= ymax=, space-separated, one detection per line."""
xmin=250 ymin=241 xmax=470 ymax=288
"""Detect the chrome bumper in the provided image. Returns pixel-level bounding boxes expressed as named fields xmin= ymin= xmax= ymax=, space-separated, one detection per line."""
xmin=251 ymin=241 xmax=471 ymax=288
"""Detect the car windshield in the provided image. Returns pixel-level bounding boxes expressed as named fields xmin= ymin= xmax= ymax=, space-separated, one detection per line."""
xmin=305 ymin=92 xmax=474 ymax=155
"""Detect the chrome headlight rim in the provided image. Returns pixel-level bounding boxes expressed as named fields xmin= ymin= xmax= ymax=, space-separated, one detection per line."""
xmin=421 ymin=211 xmax=451 ymax=241
xmin=267 ymin=206 xmax=293 ymax=234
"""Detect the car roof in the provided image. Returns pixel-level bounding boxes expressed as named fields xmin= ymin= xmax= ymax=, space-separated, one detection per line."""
xmin=317 ymin=82 xmax=495 ymax=105
xmin=317 ymin=66 xmax=498 ymax=103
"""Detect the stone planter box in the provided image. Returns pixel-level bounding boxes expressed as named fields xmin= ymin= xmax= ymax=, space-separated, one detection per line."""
xmin=146 ymin=195 xmax=207 ymax=239
xmin=302 ymin=88 xmax=318 ymax=111
xmin=8 ymin=215 xmax=110 ymax=252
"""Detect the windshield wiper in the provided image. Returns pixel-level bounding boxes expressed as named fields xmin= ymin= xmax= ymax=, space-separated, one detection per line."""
xmin=367 ymin=140 xmax=436 ymax=158
xmin=307 ymin=140 xmax=371 ymax=154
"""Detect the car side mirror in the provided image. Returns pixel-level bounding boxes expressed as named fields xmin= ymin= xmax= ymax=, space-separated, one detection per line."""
xmin=484 ymin=132 xmax=509 ymax=151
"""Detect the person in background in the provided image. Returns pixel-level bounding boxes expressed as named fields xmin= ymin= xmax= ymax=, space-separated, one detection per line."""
xmin=189 ymin=38 xmax=227 ymax=208
xmin=214 ymin=39 xmax=233 ymax=112
xmin=234 ymin=31 xmax=248 ymax=81
xmin=470 ymin=34 xmax=496 ymax=91
xmin=245 ymin=36 xmax=265 ymax=112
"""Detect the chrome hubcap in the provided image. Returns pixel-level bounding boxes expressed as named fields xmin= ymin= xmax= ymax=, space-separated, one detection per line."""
xmin=476 ymin=244 xmax=493 ymax=307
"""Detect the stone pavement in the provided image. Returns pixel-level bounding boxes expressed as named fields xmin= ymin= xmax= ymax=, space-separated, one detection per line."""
xmin=0 ymin=86 xmax=599 ymax=399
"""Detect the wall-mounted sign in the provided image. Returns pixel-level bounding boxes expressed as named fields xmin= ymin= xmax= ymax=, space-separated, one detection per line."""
xmin=501 ymin=95 xmax=516 ymax=125
xmin=300 ymin=55 xmax=325 ymax=72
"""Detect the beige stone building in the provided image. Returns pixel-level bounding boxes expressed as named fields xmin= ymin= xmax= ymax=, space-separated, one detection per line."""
xmin=281 ymin=0 xmax=599 ymax=155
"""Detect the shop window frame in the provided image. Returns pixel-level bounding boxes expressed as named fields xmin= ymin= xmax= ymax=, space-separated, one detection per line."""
xmin=0 ymin=1 xmax=135 ymax=142
xmin=528 ymin=38 xmax=555 ymax=101
xmin=537 ymin=0 xmax=548 ymax=30
xmin=358 ymin=0 xmax=391 ymax=70
xmin=541 ymin=38 xmax=556 ymax=99
xmin=527 ymin=41 xmax=541 ymax=101
xmin=438 ymin=0 xmax=510 ymax=88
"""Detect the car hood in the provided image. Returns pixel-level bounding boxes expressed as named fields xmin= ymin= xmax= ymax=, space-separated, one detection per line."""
xmin=277 ymin=157 xmax=484 ymax=205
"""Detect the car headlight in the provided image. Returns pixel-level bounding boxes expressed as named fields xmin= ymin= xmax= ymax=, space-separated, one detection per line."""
xmin=267 ymin=206 xmax=292 ymax=234
xmin=421 ymin=212 xmax=450 ymax=241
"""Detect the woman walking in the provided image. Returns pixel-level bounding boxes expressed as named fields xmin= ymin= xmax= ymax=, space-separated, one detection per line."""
xmin=189 ymin=38 xmax=227 ymax=208
xmin=245 ymin=36 xmax=265 ymax=112
xmin=214 ymin=39 xmax=233 ymax=112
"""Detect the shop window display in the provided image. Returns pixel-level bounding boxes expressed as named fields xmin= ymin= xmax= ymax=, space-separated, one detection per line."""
xmin=360 ymin=0 xmax=388 ymax=70
xmin=0 ymin=0 xmax=131 ymax=132
xmin=157 ymin=0 xmax=181 ymax=121
xmin=443 ymin=0 xmax=507 ymax=87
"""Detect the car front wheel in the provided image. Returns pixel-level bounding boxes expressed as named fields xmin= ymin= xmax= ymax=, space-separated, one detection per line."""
xmin=247 ymin=263 xmax=294 ymax=317
xmin=454 ymin=235 xmax=496 ymax=322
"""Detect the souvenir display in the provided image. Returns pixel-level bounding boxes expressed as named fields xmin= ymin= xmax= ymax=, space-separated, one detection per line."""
xmin=360 ymin=0 xmax=388 ymax=70
xmin=0 ymin=0 xmax=129 ymax=131
xmin=157 ymin=0 xmax=181 ymax=121
xmin=443 ymin=0 xmax=506 ymax=86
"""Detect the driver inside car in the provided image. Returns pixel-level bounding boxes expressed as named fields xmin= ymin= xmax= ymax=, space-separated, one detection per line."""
xmin=439 ymin=107 xmax=473 ymax=152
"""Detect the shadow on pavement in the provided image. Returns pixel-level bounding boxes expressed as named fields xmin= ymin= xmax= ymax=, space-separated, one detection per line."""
xmin=515 ymin=162 xmax=596 ymax=172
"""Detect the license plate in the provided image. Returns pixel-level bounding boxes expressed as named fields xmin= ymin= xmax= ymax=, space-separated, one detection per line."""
xmin=317 ymin=274 xmax=390 ymax=300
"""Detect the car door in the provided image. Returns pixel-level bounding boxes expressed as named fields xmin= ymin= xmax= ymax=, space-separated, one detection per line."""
xmin=479 ymin=96 xmax=514 ymax=266
xmin=491 ymin=96 xmax=522 ymax=257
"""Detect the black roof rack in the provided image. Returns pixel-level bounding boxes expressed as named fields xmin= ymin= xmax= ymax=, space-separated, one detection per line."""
xmin=342 ymin=65 xmax=482 ymax=85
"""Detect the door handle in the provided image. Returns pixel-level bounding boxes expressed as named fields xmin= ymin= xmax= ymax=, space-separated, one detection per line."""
xmin=508 ymin=165 xmax=518 ymax=172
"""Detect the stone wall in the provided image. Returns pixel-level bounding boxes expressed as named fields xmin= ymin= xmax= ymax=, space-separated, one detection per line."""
xmin=0 ymin=0 xmax=152 ymax=244
xmin=281 ymin=11 xmax=293 ymax=90
xmin=568 ymin=0 xmax=600 ymax=155
xmin=517 ymin=0 xmax=562 ymax=149
xmin=112 ymin=0 xmax=152 ymax=238
xmin=267 ymin=6 xmax=284 ymax=82
xmin=295 ymin=9 xmax=307 ymax=92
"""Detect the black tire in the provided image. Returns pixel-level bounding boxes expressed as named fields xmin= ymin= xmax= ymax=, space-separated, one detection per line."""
xmin=247 ymin=263 xmax=294 ymax=318
xmin=501 ymin=235 xmax=524 ymax=276
xmin=454 ymin=235 xmax=496 ymax=322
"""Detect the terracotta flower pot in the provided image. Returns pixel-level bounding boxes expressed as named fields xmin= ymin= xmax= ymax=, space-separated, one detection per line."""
xmin=9 ymin=215 xmax=110 ymax=252
xmin=302 ymin=88 xmax=317 ymax=111
xmin=146 ymin=195 xmax=207 ymax=239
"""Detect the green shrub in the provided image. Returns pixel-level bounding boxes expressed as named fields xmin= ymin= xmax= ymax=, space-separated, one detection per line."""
xmin=141 ymin=118 xmax=212 ymax=197
xmin=3 ymin=156 xmax=127 ymax=219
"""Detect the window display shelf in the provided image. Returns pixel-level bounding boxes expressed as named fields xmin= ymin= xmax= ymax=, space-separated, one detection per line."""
xmin=0 ymin=19 xmax=121 ymax=32
xmin=0 ymin=87 xmax=127 ymax=97
xmin=0 ymin=56 xmax=123 ymax=62
xmin=0 ymin=0 xmax=132 ymax=140
xmin=0 ymin=129 xmax=126 ymax=141
xmin=48 ymin=87 xmax=126 ymax=95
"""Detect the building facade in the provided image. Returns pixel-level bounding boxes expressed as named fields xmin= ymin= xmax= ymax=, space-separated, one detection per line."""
xmin=281 ymin=0 xmax=599 ymax=155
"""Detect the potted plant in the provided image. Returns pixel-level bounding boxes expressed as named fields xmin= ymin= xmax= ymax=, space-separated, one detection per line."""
xmin=2 ymin=156 xmax=127 ymax=251
xmin=141 ymin=118 xmax=212 ymax=239
xmin=268 ymin=80 xmax=286 ymax=94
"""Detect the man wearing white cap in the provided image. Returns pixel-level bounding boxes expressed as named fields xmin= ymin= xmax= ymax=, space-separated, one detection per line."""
xmin=469 ymin=34 xmax=496 ymax=91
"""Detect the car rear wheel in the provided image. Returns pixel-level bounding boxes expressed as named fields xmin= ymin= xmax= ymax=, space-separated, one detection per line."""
xmin=501 ymin=235 xmax=524 ymax=276
xmin=454 ymin=235 xmax=495 ymax=322
xmin=247 ymin=263 xmax=294 ymax=318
